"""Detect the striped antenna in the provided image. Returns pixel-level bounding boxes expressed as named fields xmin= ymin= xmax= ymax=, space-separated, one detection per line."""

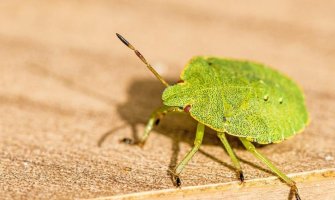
xmin=116 ymin=33 xmax=170 ymax=87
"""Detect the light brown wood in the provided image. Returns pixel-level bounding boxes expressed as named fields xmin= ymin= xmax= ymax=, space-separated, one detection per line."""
xmin=0 ymin=1 xmax=335 ymax=200
xmin=89 ymin=168 xmax=335 ymax=200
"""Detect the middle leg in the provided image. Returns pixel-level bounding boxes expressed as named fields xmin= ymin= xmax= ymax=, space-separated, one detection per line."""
xmin=217 ymin=132 xmax=244 ymax=182
xmin=173 ymin=122 xmax=205 ymax=186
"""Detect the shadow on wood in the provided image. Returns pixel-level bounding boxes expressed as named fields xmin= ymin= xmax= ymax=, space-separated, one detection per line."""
xmin=99 ymin=79 xmax=275 ymax=185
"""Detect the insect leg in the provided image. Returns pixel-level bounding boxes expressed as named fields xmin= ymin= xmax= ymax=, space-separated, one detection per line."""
xmin=138 ymin=105 xmax=183 ymax=146
xmin=217 ymin=132 xmax=244 ymax=182
xmin=239 ymin=137 xmax=301 ymax=200
xmin=173 ymin=122 xmax=205 ymax=186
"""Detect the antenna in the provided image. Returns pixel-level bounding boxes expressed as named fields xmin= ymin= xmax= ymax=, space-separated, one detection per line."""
xmin=116 ymin=33 xmax=170 ymax=87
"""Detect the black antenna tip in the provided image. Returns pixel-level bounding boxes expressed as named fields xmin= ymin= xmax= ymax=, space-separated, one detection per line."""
xmin=116 ymin=33 xmax=130 ymax=47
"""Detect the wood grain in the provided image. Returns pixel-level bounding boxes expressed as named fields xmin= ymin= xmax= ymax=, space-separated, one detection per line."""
xmin=0 ymin=1 xmax=334 ymax=199
xmin=90 ymin=168 xmax=335 ymax=200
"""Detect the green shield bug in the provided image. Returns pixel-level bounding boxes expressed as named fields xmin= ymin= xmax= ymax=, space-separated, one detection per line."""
xmin=116 ymin=33 xmax=309 ymax=200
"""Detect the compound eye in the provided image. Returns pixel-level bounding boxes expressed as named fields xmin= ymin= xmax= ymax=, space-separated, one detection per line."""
xmin=184 ymin=105 xmax=191 ymax=113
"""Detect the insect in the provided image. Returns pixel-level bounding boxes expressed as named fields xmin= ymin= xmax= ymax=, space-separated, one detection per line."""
xmin=116 ymin=33 xmax=309 ymax=200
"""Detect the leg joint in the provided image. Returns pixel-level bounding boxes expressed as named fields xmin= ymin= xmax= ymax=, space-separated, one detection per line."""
xmin=245 ymin=144 xmax=256 ymax=151
xmin=240 ymin=138 xmax=256 ymax=151
xmin=193 ymin=139 xmax=202 ymax=147
xmin=217 ymin=132 xmax=225 ymax=137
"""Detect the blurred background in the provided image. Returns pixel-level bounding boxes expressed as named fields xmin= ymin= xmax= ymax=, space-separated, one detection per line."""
xmin=0 ymin=1 xmax=334 ymax=199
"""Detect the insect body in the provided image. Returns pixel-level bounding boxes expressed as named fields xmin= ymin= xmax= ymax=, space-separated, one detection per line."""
xmin=116 ymin=33 xmax=309 ymax=200
xmin=163 ymin=57 xmax=309 ymax=144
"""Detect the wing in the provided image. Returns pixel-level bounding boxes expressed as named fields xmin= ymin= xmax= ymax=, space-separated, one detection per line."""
xmin=162 ymin=56 xmax=309 ymax=144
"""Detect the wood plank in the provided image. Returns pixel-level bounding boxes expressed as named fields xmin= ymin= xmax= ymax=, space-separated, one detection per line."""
xmin=0 ymin=1 xmax=334 ymax=199
xmin=90 ymin=168 xmax=335 ymax=200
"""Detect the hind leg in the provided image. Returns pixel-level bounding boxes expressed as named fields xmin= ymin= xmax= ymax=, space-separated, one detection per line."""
xmin=217 ymin=132 xmax=244 ymax=182
xmin=239 ymin=137 xmax=301 ymax=200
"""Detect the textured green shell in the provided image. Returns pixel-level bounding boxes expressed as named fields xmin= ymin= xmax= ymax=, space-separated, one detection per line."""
xmin=162 ymin=56 xmax=309 ymax=144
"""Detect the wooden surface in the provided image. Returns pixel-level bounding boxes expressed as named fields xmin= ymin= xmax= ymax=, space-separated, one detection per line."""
xmin=0 ymin=1 xmax=335 ymax=199
xmin=91 ymin=169 xmax=335 ymax=200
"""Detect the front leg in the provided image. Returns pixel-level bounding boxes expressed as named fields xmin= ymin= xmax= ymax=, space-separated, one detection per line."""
xmin=121 ymin=105 xmax=183 ymax=146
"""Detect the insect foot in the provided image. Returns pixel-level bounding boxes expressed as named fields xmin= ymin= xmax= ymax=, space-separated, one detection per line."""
xmin=119 ymin=137 xmax=134 ymax=144
xmin=119 ymin=137 xmax=147 ymax=148
xmin=121 ymin=137 xmax=147 ymax=147
xmin=291 ymin=185 xmax=301 ymax=200
xmin=238 ymin=171 xmax=245 ymax=183
xmin=174 ymin=175 xmax=182 ymax=187
xmin=137 ymin=140 xmax=146 ymax=148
